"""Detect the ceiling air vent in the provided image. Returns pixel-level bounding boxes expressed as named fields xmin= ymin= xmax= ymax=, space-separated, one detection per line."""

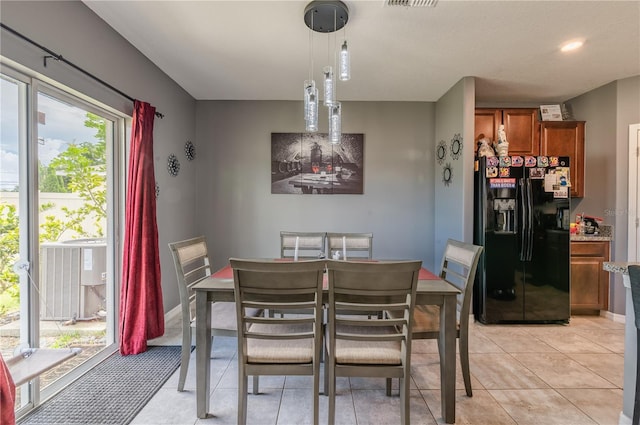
xmin=385 ymin=0 xmax=438 ymax=7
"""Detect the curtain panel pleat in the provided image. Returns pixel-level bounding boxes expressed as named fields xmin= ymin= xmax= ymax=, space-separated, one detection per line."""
xmin=0 ymin=353 xmax=16 ymax=424
xmin=119 ymin=100 xmax=164 ymax=355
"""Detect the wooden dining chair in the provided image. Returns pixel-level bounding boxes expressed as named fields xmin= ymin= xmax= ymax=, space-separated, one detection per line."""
xmin=325 ymin=259 xmax=422 ymax=425
xmin=326 ymin=232 xmax=373 ymax=260
xmin=389 ymin=239 xmax=483 ymax=397
xmin=627 ymin=265 xmax=640 ymax=425
xmin=168 ymin=236 xmax=261 ymax=392
xmin=280 ymin=231 xmax=327 ymax=259
xmin=231 ymin=258 xmax=325 ymax=425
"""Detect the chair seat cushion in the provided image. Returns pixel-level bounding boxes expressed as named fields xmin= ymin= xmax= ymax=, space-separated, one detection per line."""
xmin=246 ymin=323 xmax=314 ymax=364
xmin=332 ymin=325 xmax=401 ymax=365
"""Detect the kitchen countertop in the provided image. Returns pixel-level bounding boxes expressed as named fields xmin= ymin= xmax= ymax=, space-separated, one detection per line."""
xmin=571 ymin=224 xmax=613 ymax=242
xmin=603 ymin=262 xmax=640 ymax=275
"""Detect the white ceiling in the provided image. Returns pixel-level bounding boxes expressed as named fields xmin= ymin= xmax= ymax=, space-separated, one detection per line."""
xmin=83 ymin=0 xmax=640 ymax=103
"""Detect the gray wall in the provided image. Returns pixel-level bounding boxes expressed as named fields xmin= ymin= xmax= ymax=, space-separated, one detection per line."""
xmin=566 ymin=75 xmax=640 ymax=314
xmin=433 ymin=77 xmax=476 ymax=264
xmin=195 ymin=100 xmax=438 ymax=272
xmin=1 ymin=1 xmax=197 ymax=312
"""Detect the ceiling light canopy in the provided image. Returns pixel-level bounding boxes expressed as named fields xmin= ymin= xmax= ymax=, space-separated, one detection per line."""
xmin=304 ymin=1 xmax=349 ymax=33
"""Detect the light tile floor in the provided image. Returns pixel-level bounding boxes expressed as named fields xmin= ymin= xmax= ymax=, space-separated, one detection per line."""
xmin=133 ymin=315 xmax=624 ymax=425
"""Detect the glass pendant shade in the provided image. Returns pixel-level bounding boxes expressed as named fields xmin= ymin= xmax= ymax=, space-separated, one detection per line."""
xmin=323 ymin=66 xmax=335 ymax=106
xmin=329 ymin=102 xmax=341 ymax=144
xmin=304 ymin=80 xmax=318 ymax=132
xmin=339 ymin=41 xmax=350 ymax=81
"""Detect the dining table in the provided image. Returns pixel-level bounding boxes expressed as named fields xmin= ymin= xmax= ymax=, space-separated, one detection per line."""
xmin=193 ymin=262 xmax=461 ymax=424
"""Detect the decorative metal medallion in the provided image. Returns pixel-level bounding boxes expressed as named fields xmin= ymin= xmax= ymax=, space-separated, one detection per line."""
xmin=155 ymin=182 xmax=160 ymax=199
xmin=442 ymin=163 xmax=453 ymax=187
xmin=184 ymin=140 xmax=195 ymax=161
xmin=436 ymin=140 xmax=447 ymax=165
xmin=167 ymin=154 xmax=180 ymax=177
xmin=450 ymin=134 xmax=462 ymax=160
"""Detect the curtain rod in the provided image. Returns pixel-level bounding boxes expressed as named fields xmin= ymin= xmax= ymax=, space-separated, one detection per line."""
xmin=0 ymin=22 xmax=164 ymax=119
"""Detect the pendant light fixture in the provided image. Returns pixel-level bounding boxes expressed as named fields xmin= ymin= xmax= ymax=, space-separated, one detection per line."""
xmin=303 ymin=1 xmax=350 ymax=143
xmin=339 ymin=40 xmax=350 ymax=81
xmin=304 ymin=80 xmax=318 ymax=132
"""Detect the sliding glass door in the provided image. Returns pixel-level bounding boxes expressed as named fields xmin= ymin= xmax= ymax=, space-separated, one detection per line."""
xmin=0 ymin=68 xmax=124 ymax=415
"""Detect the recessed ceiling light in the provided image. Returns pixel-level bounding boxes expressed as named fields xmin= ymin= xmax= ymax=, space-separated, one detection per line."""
xmin=561 ymin=40 xmax=584 ymax=52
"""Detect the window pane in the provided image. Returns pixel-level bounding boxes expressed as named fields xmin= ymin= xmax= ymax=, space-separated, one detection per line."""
xmin=36 ymin=91 xmax=110 ymax=389
xmin=0 ymin=74 xmax=28 ymax=409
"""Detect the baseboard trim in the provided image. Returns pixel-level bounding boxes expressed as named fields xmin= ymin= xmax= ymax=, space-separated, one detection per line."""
xmin=164 ymin=304 xmax=182 ymax=323
xmin=601 ymin=309 xmax=625 ymax=324
xmin=619 ymin=410 xmax=631 ymax=425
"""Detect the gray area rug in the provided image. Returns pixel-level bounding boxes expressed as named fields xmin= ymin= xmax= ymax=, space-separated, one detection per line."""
xmin=18 ymin=345 xmax=181 ymax=425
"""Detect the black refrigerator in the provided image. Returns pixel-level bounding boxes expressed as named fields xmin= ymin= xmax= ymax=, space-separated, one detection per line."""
xmin=473 ymin=155 xmax=571 ymax=324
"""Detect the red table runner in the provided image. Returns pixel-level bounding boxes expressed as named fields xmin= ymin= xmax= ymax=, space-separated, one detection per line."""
xmin=211 ymin=264 xmax=439 ymax=280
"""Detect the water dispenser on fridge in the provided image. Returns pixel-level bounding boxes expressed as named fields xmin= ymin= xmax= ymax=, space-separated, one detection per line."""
xmin=493 ymin=198 xmax=516 ymax=233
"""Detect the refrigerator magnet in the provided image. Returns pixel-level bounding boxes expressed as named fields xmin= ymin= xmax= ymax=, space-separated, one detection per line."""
xmin=486 ymin=166 xmax=498 ymax=178
xmin=524 ymin=156 xmax=537 ymax=167
xmin=556 ymin=167 xmax=572 ymax=187
xmin=486 ymin=156 xmax=499 ymax=167
xmin=489 ymin=178 xmax=516 ymax=189
xmin=549 ymin=156 xmax=559 ymax=167
xmin=544 ymin=172 xmax=558 ymax=191
xmin=499 ymin=167 xmax=510 ymax=177
xmin=499 ymin=156 xmax=512 ymax=167
xmin=529 ymin=168 xmax=545 ymax=179
xmin=537 ymin=156 xmax=550 ymax=167
xmin=553 ymin=186 xmax=569 ymax=198
xmin=511 ymin=156 xmax=524 ymax=167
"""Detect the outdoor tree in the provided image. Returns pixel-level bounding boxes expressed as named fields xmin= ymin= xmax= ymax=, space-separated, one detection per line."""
xmin=0 ymin=112 xmax=107 ymax=313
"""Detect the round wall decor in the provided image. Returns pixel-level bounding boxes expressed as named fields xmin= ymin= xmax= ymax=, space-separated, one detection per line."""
xmin=450 ymin=134 xmax=462 ymax=160
xmin=185 ymin=140 xmax=195 ymax=161
xmin=167 ymin=154 xmax=180 ymax=177
xmin=442 ymin=163 xmax=453 ymax=187
xmin=436 ymin=140 xmax=447 ymax=165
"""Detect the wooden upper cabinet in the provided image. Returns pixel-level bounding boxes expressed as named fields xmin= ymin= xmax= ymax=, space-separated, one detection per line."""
xmin=474 ymin=109 xmax=501 ymax=142
xmin=474 ymin=108 xmax=586 ymax=198
xmin=540 ymin=121 xmax=585 ymax=198
xmin=474 ymin=108 xmax=540 ymax=156
xmin=502 ymin=109 xmax=540 ymax=156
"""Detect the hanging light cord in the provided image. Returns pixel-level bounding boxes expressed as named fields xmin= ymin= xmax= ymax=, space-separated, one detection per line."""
xmin=309 ymin=12 xmax=314 ymax=82
xmin=333 ymin=8 xmax=337 ymax=73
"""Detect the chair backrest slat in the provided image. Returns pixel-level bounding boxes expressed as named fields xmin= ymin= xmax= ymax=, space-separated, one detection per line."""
xmin=326 ymin=259 xmax=421 ymax=353
xmin=280 ymin=231 xmax=327 ymax=259
xmin=169 ymin=236 xmax=211 ymax=323
xmin=231 ymin=258 xmax=326 ymax=351
xmin=326 ymin=232 xmax=373 ymax=259
xmin=439 ymin=239 xmax=483 ymax=321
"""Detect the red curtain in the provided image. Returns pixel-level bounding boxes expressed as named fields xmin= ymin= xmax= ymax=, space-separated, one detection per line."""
xmin=0 ymin=353 xmax=16 ymax=425
xmin=119 ymin=100 xmax=164 ymax=355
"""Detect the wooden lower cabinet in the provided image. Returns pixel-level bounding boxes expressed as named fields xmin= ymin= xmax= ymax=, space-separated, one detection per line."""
xmin=570 ymin=241 xmax=610 ymax=314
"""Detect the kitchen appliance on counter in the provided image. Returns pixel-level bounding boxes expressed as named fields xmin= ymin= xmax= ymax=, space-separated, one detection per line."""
xmin=473 ymin=155 xmax=571 ymax=324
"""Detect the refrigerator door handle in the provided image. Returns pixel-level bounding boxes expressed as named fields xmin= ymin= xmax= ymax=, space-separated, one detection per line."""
xmin=526 ymin=178 xmax=534 ymax=261
xmin=519 ymin=179 xmax=527 ymax=261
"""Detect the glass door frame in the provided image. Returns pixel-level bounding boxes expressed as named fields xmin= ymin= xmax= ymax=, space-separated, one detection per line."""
xmin=2 ymin=65 xmax=126 ymax=416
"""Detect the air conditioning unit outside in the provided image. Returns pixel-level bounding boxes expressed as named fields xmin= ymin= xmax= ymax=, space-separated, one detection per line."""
xmin=40 ymin=239 xmax=106 ymax=321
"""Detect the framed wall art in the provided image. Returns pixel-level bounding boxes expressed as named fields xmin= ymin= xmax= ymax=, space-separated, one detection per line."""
xmin=271 ymin=133 xmax=364 ymax=195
